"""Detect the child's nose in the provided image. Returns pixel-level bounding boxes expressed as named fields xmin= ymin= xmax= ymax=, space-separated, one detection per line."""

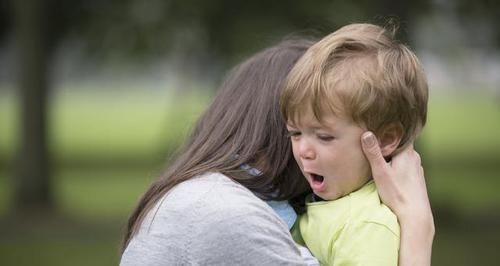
xmin=298 ymin=139 xmax=316 ymax=160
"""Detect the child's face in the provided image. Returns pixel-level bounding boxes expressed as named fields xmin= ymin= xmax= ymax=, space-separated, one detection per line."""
xmin=287 ymin=109 xmax=371 ymax=200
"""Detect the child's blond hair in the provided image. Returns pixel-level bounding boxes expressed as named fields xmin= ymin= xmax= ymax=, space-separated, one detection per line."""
xmin=281 ymin=23 xmax=428 ymax=153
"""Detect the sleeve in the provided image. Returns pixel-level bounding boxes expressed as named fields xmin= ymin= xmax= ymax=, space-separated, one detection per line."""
xmin=331 ymin=221 xmax=399 ymax=266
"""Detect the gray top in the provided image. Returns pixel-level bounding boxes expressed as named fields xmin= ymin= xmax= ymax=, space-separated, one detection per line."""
xmin=120 ymin=172 xmax=307 ymax=266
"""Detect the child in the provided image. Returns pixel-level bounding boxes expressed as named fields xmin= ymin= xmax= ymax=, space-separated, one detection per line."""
xmin=281 ymin=23 xmax=429 ymax=265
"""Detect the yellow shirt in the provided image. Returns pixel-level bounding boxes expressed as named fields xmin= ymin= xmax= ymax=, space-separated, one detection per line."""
xmin=292 ymin=181 xmax=400 ymax=266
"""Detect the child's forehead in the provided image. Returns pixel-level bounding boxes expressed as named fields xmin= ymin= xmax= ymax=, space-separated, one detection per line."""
xmin=287 ymin=118 xmax=322 ymax=128
xmin=287 ymin=108 xmax=340 ymax=128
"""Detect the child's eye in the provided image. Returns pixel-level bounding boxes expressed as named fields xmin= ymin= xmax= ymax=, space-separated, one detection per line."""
xmin=317 ymin=134 xmax=335 ymax=142
xmin=286 ymin=130 xmax=301 ymax=139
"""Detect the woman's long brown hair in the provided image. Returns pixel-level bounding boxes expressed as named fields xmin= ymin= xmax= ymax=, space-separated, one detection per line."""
xmin=122 ymin=39 xmax=314 ymax=251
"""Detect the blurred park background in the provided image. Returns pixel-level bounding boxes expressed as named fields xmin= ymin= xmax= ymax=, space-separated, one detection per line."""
xmin=0 ymin=0 xmax=499 ymax=265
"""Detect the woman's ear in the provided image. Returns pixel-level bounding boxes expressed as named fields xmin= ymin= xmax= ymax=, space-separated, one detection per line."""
xmin=377 ymin=123 xmax=404 ymax=158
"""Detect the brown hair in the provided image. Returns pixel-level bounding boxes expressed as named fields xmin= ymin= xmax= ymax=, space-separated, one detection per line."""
xmin=122 ymin=38 xmax=314 ymax=251
xmin=281 ymin=23 xmax=428 ymax=153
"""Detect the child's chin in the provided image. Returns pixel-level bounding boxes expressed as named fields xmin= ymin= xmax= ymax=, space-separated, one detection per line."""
xmin=314 ymin=190 xmax=342 ymax=201
xmin=311 ymin=187 xmax=327 ymax=198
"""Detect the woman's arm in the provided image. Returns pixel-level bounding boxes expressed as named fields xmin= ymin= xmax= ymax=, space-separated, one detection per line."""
xmin=361 ymin=132 xmax=435 ymax=266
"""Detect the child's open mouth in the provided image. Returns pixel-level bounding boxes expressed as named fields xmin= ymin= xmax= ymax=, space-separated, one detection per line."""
xmin=311 ymin=173 xmax=324 ymax=183
xmin=309 ymin=173 xmax=326 ymax=192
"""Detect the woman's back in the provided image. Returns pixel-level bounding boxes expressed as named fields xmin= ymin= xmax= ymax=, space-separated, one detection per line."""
xmin=120 ymin=172 xmax=306 ymax=265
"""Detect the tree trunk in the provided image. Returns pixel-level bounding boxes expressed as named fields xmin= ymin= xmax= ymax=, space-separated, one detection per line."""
xmin=13 ymin=0 xmax=53 ymax=211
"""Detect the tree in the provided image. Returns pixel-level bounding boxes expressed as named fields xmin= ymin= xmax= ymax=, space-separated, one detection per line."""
xmin=12 ymin=0 xmax=53 ymax=211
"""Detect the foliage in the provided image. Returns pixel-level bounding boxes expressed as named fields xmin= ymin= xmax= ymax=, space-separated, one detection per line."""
xmin=1 ymin=0 xmax=435 ymax=64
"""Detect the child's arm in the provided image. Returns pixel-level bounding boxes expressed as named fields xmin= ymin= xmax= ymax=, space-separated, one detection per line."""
xmin=361 ymin=132 xmax=434 ymax=266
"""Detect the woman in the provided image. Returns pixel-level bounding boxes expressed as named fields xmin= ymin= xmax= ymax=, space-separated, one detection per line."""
xmin=120 ymin=39 xmax=434 ymax=265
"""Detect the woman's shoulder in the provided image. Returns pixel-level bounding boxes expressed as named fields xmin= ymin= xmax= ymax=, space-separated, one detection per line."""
xmin=124 ymin=172 xmax=306 ymax=265
xmin=142 ymin=172 xmax=281 ymax=231
xmin=165 ymin=172 xmax=264 ymax=210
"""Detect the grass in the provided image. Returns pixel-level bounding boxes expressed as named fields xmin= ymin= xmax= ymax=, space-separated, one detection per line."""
xmin=427 ymin=168 xmax=500 ymax=214
xmin=0 ymin=88 xmax=209 ymax=162
xmin=54 ymin=167 xmax=156 ymax=220
xmin=0 ymin=240 xmax=119 ymax=266
xmin=432 ymin=220 xmax=500 ymax=266
xmin=424 ymin=92 xmax=500 ymax=155
xmin=1 ymin=88 xmax=500 ymax=265
xmin=0 ymin=211 xmax=122 ymax=266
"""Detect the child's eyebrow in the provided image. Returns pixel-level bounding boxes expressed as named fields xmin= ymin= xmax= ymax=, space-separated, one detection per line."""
xmin=312 ymin=119 xmax=339 ymax=130
xmin=291 ymin=121 xmax=332 ymax=130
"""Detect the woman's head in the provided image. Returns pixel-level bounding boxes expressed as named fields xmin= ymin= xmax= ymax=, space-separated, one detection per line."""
xmin=123 ymin=38 xmax=314 ymax=250
xmin=186 ymin=38 xmax=314 ymax=196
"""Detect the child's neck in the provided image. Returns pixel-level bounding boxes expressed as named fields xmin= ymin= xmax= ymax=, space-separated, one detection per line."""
xmin=311 ymin=194 xmax=326 ymax=202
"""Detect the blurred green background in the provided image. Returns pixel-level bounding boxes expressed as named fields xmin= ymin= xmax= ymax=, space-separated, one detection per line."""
xmin=1 ymin=0 xmax=500 ymax=265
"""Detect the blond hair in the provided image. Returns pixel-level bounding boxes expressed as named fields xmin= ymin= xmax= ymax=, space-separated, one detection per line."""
xmin=281 ymin=23 xmax=428 ymax=153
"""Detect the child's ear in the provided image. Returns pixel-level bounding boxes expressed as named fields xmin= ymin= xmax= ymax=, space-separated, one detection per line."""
xmin=377 ymin=123 xmax=404 ymax=158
